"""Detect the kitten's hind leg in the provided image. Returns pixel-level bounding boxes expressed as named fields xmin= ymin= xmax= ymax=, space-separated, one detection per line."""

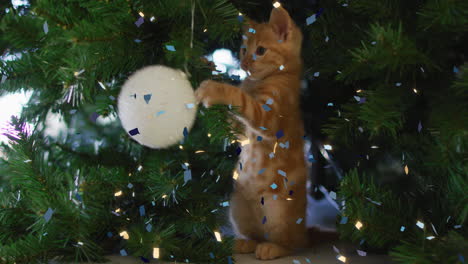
xmin=229 ymin=188 xmax=262 ymax=253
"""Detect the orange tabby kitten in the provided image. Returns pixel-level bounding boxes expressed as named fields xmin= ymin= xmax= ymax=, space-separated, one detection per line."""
xmin=195 ymin=7 xmax=307 ymax=260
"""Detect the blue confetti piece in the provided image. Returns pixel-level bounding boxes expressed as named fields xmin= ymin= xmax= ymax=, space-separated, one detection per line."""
xmin=75 ymin=193 xmax=82 ymax=201
xmin=454 ymin=66 xmax=459 ymax=73
xmin=261 ymin=197 xmax=264 ymax=205
xmin=296 ymin=218 xmax=303 ymax=224
xmin=139 ymin=205 xmax=145 ymax=216
xmin=107 ymin=232 xmax=113 ymax=237
xmin=306 ymin=14 xmax=316 ymax=25
xmin=308 ymin=154 xmax=315 ymax=162
xmin=227 ymin=256 xmax=233 ymax=264
xmin=278 ymin=169 xmax=286 ymax=177
xmin=248 ymin=28 xmax=256 ymax=34
xmin=183 ymin=127 xmax=188 ymax=138
xmin=327 ymin=102 xmax=334 ymax=106
xmin=127 ymin=183 xmax=133 ymax=188
xmin=143 ymin=94 xmax=152 ymax=104
xmin=293 ymin=260 xmax=301 ymax=264
xmin=260 ymin=126 xmax=267 ymax=130
xmin=359 ymin=97 xmax=366 ymax=104
xmin=316 ymin=7 xmax=325 ymax=17
xmin=269 ymin=152 xmax=275 ymax=159
xmin=276 ymin=130 xmax=284 ymax=139
xmin=340 ymin=216 xmax=348 ymax=224
xmin=43 ymin=21 xmax=48 ymax=34
xmin=135 ymin=17 xmax=144 ymax=27
xmin=262 ymin=104 xmax=272 ymax=111
xmin=156 ymin=110 xmax=166 ymax=116
xmin=134 ymin=39 xmax=142 ymax=43
xmin=273 ymin=194 xmax=278 ymax=200
xmin=236 ymin=146 xmax=242 ymax=155
xmin=279 ymin=65 xmax=285 ymax=70
xmin=259 ymin=168 xmax=266 ymax=174
xmin=314 ymin=72 xmax=320 ymax=77
xmin=209 ymin=252 xmax=215 ymax=259
xmin=396 ymin=82 xmax=402 ymax=87
xmin=184 ymin=170 xmax=192 ymax=183
xmin=129 ymin=128 xmax=140 ymax=136
xmin=257 ymin=136 xmax=263 ymax=141
xmin=270 ymin=183 xmax=278 ymax=189
xmin=262 ymin=216 xmax=267 ymax=224
xmin=90 ymin=112 xmax=99 ymax=122
xmin=166 ymin=45 xmax=176 ymax=51
xmin=371 ymin=41 xmax=377 ymax=45
xmin=459 ymin=254 xmax=465 ymax=263
xmin=120 ymin=249 xmax=128 ymax=256
xmin=400 ymin=226 xmax=405 ymax=232
xmin=354 ymin=96 xmax=361 ymax=102
xmin=266 ymin=98 xmax=274 ymax=105
xmin=185 ymin=103 xmax=195 ymax=109
xmin=146 ymin=223 xmax=152 ymax=232
xmin=221 ymin=201 xmax=229 ymax=207
xmin=44 ymin=208 xmax=54 ymax=222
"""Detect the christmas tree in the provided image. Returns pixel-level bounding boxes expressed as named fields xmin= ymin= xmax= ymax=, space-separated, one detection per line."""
xmin=1 ymin=0 xmax=467 ymax=263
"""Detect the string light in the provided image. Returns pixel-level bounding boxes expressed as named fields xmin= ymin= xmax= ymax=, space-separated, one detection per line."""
xmin=162 ymin=194 xmax=167 ymax=199
xmin=233 ymin=171 xmax=239 ymax=180
xmin=179 ymin=145 xmax=184 ymax=150
xmin=138 ymin=12 xmax=145 ymax=17
xmin=153 ymin=248 xmax=160 ymax=259
xmin=195 ymin=150 xmax=205 ymax=153
xmin=413 ymin=88 xmax=418 ymax=94
xmin=273 ymin=2 xmax=281 ymax=8
xmin=356 ymin=89 xmax=363 ymax=93
xmin=337 ymin=255 xmax=347 ymax=262
xmin=114 ymin=191 xmax=122 ymax=197
xmin=355 ymin=221 xmax=363 ymax=230
xmin=115 ymin=208 xmax=121 ymax=213
xmin=404 ymin=165 xmax=409 ymax=175
xmin=214 ymin=231 xmax=222 ymax=242
xmin=207 ymin=133 xmax=211 ymax=137
xmin=238 ymin=12 xmax=242 ymax=16
xmin=119 ymin=231 xmax=129 ymax=240
xmin=203 ymin=28 xmax=207 ymax=32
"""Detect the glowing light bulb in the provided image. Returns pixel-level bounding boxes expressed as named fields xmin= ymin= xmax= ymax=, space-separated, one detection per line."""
xmin=139 ymin=12 xmax=145 ymax=17
xmin=273 ymin=2 xmax=281 ymax=8
xmin=233 ymin=171 xmax=239 ymax=180
xmin=119 ymin=231 xmax=129 ymax=240
xmin=114 ymin=191 xmax=122 ymax=197
xmin=214 ymin=231 xmax=222 ymax=242
xmin=355 ymin=221 xmax=363 ymax=230
xmin=153 ymin=248 xmax=160 ymax=258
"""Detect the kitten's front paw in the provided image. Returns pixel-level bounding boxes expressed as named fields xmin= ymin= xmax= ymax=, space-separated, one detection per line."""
xmin=195 ymin=80 xmax=223 ymax=108
xmin=234 ymin=239 xmax=258 ymax=254
xmin=255 ymin=242 xmax=291 ymax=260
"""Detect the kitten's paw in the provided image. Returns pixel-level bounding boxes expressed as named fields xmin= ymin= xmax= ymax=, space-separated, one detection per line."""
xmin=194 ymin=80 xmax=222 ymax=108
xmin=234 ymin=239 xmax=258 ymax=254
xmin=255 ymin=242 xmax=291 ymax=260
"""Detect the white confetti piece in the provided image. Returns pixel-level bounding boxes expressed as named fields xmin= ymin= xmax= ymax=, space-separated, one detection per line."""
xmin=357 ymin=250 xmax=367 ymax=256
xmin=416 ymin=221 xmax=425 ymax=229
xmin=314 ymin=72 xmax=320 ymax=77
xmin=43 ymin=21 xmax=48 ymax=34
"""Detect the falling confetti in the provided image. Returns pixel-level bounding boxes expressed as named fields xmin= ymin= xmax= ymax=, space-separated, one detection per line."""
xmin=135 ymin=16 xmax=144 ymax=27
xmin=314 ymin=72 xmax=320 ymax=77
xmin=120 ymin=249 xmax=128 ymax=256
xmin=248 ymin=28 xmax=256 ymax=34
xmin=259 ymin=168 xmax=266 ymax=174
xmin=306 ymin=14 xmax=316 ymax=25
xmin=296 ymin=218 xmax=303 ymax=224
xmin=278 ymin=169 xmax=286 ymax=177
xmin=340 ymin=216 xmax=348 ymax=224
xmin=357 ymin=250 xmax=367 ymax=256
xmin=270 ymin=183 xmax=278 ymax=189
xmin=400 ymin=226 xmax=405 ymax=232
xmin=166 ymin=45 xmax=176 ymax=51
xmin=143 ymin=94 xmax=152 ymax=104
xmin=129 ymin=128 xmax=140 ymax=136
xmin=44 ymin=208 xmax=54 ymax=222
xmin=276 ymin=130 xmax=284 ymax=139
xmin=119 ymin=231 xmax=129 ymax=239
xmin=416 ymin=220 xmax=425 ymax=229
xmin=266 ymin=98 xmax=274 ymax=105
xmin=262 ymin=104 xmax=272 ymax=111
xmin=139 ymin=205 xmax=145 ymax=216
xmin=146 ymin=224 xmax=152 ymax=232
xmin=43 ymin=21 xmax=49 ymax=34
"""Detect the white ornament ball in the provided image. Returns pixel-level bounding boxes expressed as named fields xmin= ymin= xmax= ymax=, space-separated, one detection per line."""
xmin=118 ymin=65 xmax=197 ymax=148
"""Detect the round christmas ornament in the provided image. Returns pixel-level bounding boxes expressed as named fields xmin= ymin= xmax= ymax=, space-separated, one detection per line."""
xmin=118 ymin=65 xmax=197 ymax=148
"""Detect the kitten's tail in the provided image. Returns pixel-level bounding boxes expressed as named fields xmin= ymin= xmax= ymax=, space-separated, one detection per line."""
xmin=307 ymin=227 xmax=340 ymax=247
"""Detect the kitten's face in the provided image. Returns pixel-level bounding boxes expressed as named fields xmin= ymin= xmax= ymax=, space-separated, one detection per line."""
xmin=240 ymin=7 xmax=302 ymax=80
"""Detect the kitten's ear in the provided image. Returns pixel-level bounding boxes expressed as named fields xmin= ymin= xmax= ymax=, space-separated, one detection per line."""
xmin=269 ymin=7 xmax=292 ymax=42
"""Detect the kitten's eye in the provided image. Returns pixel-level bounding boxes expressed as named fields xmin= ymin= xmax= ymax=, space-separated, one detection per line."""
xmin=256 ymin=46 xmax=267 ymax=56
